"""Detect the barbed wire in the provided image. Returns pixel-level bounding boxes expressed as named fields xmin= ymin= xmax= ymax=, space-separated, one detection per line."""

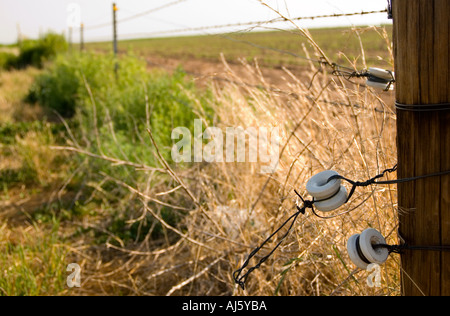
xmin=105 ymin=9 xmax=388 ymax=37
xmin=70 ymin=2 xmax=398 ymax=294
xmin=80 ymin=6 xmax=389 ymax=72
xmin=79 ymin=5 xmax=393 ymax=96
xmin=82 ymin=21 xmax=393 ymax=95
xmin=234 ymin=166 xmax=450 ymax=289
xmin=144 ymin=57 xmax=394 ymax=116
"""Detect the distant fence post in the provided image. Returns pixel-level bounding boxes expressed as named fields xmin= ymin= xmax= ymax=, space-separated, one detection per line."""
xmin=393 ymin=0 xmax=450 ymax=296
xmin=112 ymin=3 xmax=118 ymax=56
xmin=80 ymin=23 xmax=84 ymax=52
xmin=16 ymin=23 xmax=22 ymax=47
xmin=112 ymin=3 xmax=118 ymax=76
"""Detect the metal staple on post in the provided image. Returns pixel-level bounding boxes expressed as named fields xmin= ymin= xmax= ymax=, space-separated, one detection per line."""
xmin=387 ymin=0 xmax=393 ymax=19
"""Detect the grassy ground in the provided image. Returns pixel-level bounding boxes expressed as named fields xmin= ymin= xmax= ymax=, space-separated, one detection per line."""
xmin=85 ymin=25 xmax=393 ymax=69
xmin=0 ymin=24 xmax=400 ymax=296
xmin=0 ymin=67 xmax=70 ymax=295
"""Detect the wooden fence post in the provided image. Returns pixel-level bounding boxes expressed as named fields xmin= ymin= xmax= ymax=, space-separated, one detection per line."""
xmin=112 ymin=3 xmax=118 ymax=57
xmin=112 ymin=3 xmax=118 ymax=77
xmin=393 ymin=0 xmax=450 ymax=296
xmin=80 ymin=23 xmax=84 ymax=52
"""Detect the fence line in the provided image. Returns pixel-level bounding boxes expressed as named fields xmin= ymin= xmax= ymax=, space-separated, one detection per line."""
xmin=79 ymin=6 xmax=389 ymax=79
xmin=77 ymin=6 xmax=390 ymax=83
xmin=135 ymin=9 xmax=388 ymax=37
xmin=83 ymin=8 xmax=387 ymax=34
xmin=144 ymin=58 xmax=394 ymax=116
xmin=81 ymin=23 xmax=393 ymax=95
xmin=63 ymin=2 xmax=398 ymax=295
xmin=77 ymin=5 xmax=393 ymax=95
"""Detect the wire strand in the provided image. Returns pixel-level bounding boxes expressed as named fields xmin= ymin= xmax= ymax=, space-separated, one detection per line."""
xmin=92 ymin=9 xmax=387 ymax=36
xmin=374 ymin=243 xmax=450 ymax=254
xmin=233 ymin=165 xmax=450 ymax=289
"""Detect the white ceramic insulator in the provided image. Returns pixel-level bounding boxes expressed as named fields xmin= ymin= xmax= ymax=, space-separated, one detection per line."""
xmin=306 ymin=170 xmax=341 ymax=200
xmin=368 ymin=67 xmax=395 ymax=81
xmin=314 ymin=185 xmax=348 ymax=212
xmin=359 ymin=228 xmax=389 ymax=265
xmin=347 ymin=234 xmax=370 ymax=270
xmin=366 ymin=79 xmax=394 ymax=91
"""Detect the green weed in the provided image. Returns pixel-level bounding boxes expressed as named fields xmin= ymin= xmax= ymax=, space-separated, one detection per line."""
xmin=0 ymin=220 xmax=68 ymax=296
xmin=8 ymin=33 xmax=67 ymax=70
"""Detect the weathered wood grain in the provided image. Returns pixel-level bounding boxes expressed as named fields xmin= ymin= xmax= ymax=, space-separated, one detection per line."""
xmin=394 ymin=0 xmax=450 ymax=296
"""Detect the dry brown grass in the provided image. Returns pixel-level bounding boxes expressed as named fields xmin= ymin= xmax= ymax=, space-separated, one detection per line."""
xmin=0 ymin=68 xmax=43 ymax=123
xmin=63 ymin=37 xmax=400 ymax=296
xmin=0 ymin=15 xmax=401 ymax=295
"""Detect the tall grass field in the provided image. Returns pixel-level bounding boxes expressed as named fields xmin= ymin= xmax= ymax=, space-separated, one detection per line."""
xmin=0 ymin=24 xmax=399 ymax=296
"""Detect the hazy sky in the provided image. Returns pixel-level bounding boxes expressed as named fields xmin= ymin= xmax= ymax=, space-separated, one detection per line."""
xmin=0 ymin=0 xmax=391 ymax=44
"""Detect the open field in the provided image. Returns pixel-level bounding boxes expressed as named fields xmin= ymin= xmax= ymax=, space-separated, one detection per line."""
xmin=85 ymin=26 xmax=393 ymax=68
xmin=0 ymin=24 xmax=400 ymax=296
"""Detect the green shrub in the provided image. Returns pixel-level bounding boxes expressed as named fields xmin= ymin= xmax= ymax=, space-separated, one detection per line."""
xmin=28 ymin=52 xmax=213 ymax=162
xmin=26 ymin=58 xmax=80 ymax=116
xmin=0 ymin=52 xmax=17 ymax=70
xmin=9 ymin=32 xmax=67 ymax=69
xmin=28 ymin=52 xmax=147 ymax=117
xmin=26 ymin=52 xmax=214 ymax=238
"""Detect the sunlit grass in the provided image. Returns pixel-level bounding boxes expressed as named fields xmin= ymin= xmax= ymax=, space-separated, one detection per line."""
xmin=0 ymin=220 xmax=68 ymax=296
xmin=85 ymin=25 xmax=393 ymax=68
xmin=0 ymin=24 xmax=400 ymax=296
